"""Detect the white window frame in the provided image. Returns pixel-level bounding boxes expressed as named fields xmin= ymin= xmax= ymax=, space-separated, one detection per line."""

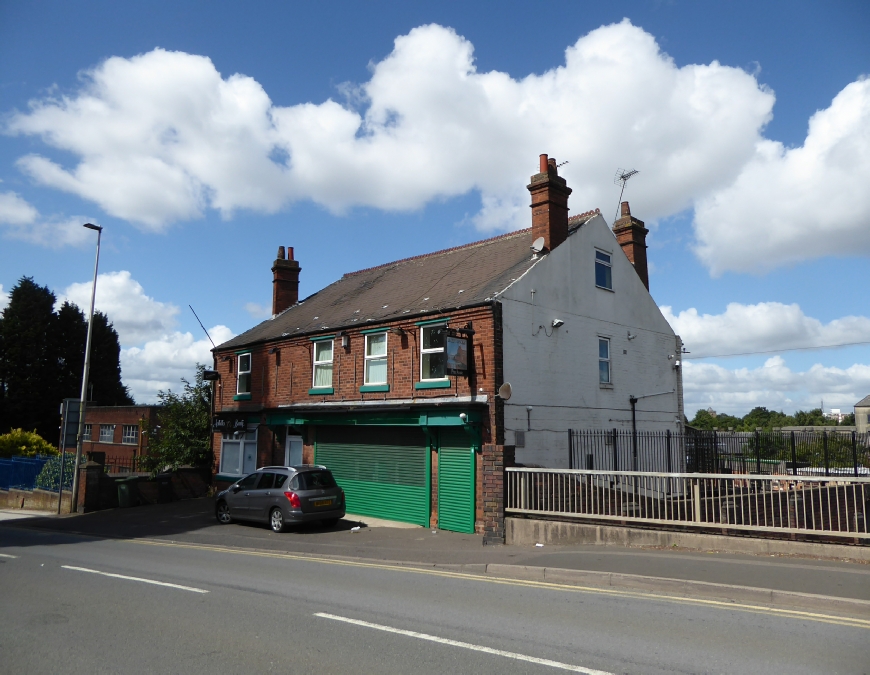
xmin=312 ymin=339 xmax=334 ymax=389
xmin=598 ymin=337 xmax=611 ymax=384
xmin=595 ymin=250 xmax=613 ymax=290
xmin=420 ymin=324 xmax=448 ymax=381
xmin=364 ymin=333 xmax=388 ymax=385
xmin=82 ymin=424 xmax=92 ymax=441
xmin=121 ymin=425 xmax=138 ymax=445
xmin=99 ymin=424 xmax=115 ymax=443
xmin=237 ymin=353 xmax=252 ymax=395
xmin=219 ymin=426 xmax=258 ymax=476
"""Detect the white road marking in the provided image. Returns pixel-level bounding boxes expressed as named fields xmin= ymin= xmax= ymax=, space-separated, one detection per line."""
xmin=0 ymin=553 xmax=18 ymax=558
xmin=61 ymin=565 xmax=208 ymax=593
xmin=314 ymin=612 xmax=614 ymax=674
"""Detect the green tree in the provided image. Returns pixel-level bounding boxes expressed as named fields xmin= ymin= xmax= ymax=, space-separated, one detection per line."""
xmin=0 ymin=277 xmax=133 ymax=444
xmin=793 ymin=408 xmax=836 ymax=426
xmin=0 ymin=428 xmax=57 ymax=458
xmin=0 ymin=278 xmax=61 ymax=441
xmin=144 ymin=365 xmax=211 ymax=473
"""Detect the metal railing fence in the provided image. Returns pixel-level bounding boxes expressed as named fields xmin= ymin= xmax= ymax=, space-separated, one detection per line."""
xmin=506 ymin=468 xmax=870 ymax=541
xmin=103 ymin=456 xmax=150 ymax=475
xmin=568 ymin=429 xmax=870 ymax=477
xmin=0 ymin=455 xmax=53 ymax=490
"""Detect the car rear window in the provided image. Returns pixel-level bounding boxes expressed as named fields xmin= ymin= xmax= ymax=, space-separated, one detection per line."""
xmin=297 ymin=470 xmax=337 ymax=490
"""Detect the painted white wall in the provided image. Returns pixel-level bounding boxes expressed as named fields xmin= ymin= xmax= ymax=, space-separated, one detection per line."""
xmin=500 ymin=214 xmax=683 ymax=468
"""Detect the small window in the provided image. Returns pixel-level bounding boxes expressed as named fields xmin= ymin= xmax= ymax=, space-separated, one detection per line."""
xmin=595 ymin=250 xmax=612 ymax=290
xmin=514 ymin=430 xmax=526 ymax=448
xmin=312 ymin=340 xmax=334 ymax=388
xmin=122 ymin=425 xmax=138 ymax=444
xmin=364 ymin=333 xmax=388 ymax=384
xmin=420 ymin=325 xmax=447 ymax=380
xmin=82 ymin=424 xmax=92 ymax=441
xmin=256 ymin=473 xmax=276 ymax=490
xmin=274 ymin=474 xmax=288 ymax=489
xmin=599 ymin=338 xmax=611 ymax=384
xmin=237 ymin=353 xmax=252 ymax=394
xmin=99 ymin=424 xmax=115 ymax=443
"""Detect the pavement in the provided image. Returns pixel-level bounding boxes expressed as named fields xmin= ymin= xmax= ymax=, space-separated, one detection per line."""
xmin=3 ymin=499 xmax=870 ymax=619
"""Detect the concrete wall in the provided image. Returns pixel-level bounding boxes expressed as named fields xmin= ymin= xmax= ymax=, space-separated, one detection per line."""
xmin=856 ymin=406 xmax=870 ymax=435
xmin=500 ymin=214 xmax=683 ymax=468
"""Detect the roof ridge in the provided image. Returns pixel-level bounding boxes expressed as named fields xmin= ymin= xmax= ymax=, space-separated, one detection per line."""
xmin=567 ymin=208 xmax=601 ymax=225
xmin=342 ymin=227 xmax=533 ymax=278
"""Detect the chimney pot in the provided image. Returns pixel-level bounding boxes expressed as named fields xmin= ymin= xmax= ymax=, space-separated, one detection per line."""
xmin=621 ymin=201 xmax=631 ymax=217
xmin=272 ymin=247 xmax=301 ymax=316
xmin=528 ymin=153 xmax=572 ymax=253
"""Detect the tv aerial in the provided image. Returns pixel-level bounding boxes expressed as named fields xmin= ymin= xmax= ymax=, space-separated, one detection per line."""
xmin=613 ymin=168 xmax=639 ymax=223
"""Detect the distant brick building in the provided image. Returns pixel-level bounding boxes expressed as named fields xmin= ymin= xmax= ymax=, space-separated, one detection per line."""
xmin=66 ymin=405 xmax=161 ymax=462
xmin=211 ymin=155 xmax=684 ymax=542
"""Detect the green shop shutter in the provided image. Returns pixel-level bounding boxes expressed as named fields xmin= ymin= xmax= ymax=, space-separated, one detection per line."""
xmin=315 ymin=426 xmax=429 ymax=527
xmin=437 ymin=428 xmax=475 ymax=533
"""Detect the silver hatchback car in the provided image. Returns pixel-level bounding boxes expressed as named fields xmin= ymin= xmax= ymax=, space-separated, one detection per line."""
xmin=215 ymin=465 xmax=345 ymax=532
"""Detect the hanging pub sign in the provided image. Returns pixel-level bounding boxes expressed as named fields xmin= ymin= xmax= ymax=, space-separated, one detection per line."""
xmin=212 ymin=414 xmax=248 ymax=434
xmin=445 ymin=333 xmax=470 ymax=376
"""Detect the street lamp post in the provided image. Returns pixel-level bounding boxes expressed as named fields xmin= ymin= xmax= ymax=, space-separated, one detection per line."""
xmin=70 ymin=223 xmax=103 ymax=513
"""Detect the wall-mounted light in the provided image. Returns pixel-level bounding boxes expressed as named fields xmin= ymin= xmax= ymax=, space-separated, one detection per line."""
xmin=551 ymin=319 xmax=564 ymax=328
xmin=388 ymin=327 xmax=405 ymax=336
xmin=459 ymin=412 xmax=467 ymax=423
xmin=336 ymin=330 xmax=350 ymax=348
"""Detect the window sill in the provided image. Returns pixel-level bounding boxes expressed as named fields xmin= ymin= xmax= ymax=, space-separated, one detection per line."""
xmin=308 ymin=387 xmax=334 ymax=395
xmin=595 ymin=285 xmax=615 ymax=292
xmin=233 ymin=393 xmax=252 ymax=401
xmin=415 ymin=379 xmax=451 ymax=390
xmin=599 ymin=383 xmax=614 ymax=389
xmin=360 ymin=384 xmax=390 ymax=393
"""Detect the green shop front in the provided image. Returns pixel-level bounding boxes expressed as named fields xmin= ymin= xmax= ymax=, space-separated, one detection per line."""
xmin=266 ymin=405 xmax=484 ymax=534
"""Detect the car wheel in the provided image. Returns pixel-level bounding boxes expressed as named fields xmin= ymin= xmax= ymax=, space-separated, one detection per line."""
xmin=321 ymin=517 xmax=340 ymax=528
xmin=270 ymin=507 xmax=288 ymax=533
xmin=216 ymin=501 xmax=232 ymax=524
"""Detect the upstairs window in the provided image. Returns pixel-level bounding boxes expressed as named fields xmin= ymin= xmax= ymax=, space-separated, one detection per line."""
xmin=99 ymin=424 xmax=115 ymax=443
xmin=420 ymin=325 xmax=447 ymax=381
xmin=237 ymin=353 xmax=252 ymax=395
xmin=364 ymin=333 xmax=388 ymax=385
xmin=599 ymin=338 xmax=611 ymax=384
xmin=312 ymin=340 xmax=334 ymax=388
xmin=595 ymin=250 xmax=612 ymax=290
xmin=122 ymin=425 xmax=138 ymax=445
xmin=82 ymin=424 xmax=92 ymax=441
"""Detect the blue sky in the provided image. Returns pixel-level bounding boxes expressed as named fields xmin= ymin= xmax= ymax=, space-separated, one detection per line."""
xmin=1 ymin=0 xmax=868 ymax=415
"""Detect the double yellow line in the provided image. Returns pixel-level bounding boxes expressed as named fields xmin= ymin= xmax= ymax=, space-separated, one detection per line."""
xmin=133 ymin=538 xmax=870 ymax=630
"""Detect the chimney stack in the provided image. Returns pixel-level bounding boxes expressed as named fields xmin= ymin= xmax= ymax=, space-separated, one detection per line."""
xmin=527 ymin=153 xmax=572 ymax=252
xmin=612 ymin=202 xmax=649 ymax=290
xmin=272 ymin=245 xmax=300 ymax=316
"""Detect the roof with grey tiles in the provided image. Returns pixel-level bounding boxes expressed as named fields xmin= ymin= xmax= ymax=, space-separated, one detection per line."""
xmin=855 ymin=395 xmax=870 ymax=408
xmin=217 ymin=211 xmax=599 ymax=350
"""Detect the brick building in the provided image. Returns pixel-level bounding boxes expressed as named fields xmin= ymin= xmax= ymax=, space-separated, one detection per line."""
xmin=68 ymin=405 xmax=161 ymax=463
xmin=211 ymin=155 xmax=683 ymax=542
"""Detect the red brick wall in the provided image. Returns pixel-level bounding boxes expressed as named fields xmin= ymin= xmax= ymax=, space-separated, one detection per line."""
xmin=76 ymin=405 xmax=160 ymax=461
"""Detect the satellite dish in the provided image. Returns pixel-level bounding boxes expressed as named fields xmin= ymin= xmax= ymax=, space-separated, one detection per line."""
xmin=530 ymin=237 xmax=545 ymax=254
xmin=497 ymin=382 xmax=512 ymax=400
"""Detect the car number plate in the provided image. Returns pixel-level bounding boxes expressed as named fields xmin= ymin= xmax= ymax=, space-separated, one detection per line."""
xmin=313 ymin=499 xmax=333 ymax=507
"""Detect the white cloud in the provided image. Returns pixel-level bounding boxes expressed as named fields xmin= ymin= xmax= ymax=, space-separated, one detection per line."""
xmin=0 ymin=190 xmax=39 ymax=224
xmin=244 ymin=302 xmax=272 ymax=319
xmin=122 ymin=325 xmax=234 ymax=403
xmin=662 ymin=302 xmax=870 ymax=358
xmin=683 ymin=356 xmax=870 ymax=417
xmin=0 ymin=284 xmax=8 ymax=312
xmin=694 ymin=78 xmax=870 ymax=275
xmin=59 ymin=270 xmax=180 ymax=346
xmin=0 ymin=190 xmax=94 ymax=246
xmin=5 ymin=22 xmax=773 ymax=236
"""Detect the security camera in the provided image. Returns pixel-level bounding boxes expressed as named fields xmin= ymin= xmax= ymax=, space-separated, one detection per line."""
xmin=459 ymin=413 xmax=467 ymax=422
xmin=551 ymin=319 xmax=564 ymax=328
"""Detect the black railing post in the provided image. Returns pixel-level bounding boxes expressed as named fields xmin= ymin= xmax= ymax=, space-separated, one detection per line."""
xmin=852 ymin=431 xmax=858 ymax=478
xmin=823 ymin=431 xmax=829 ymax=477
xmin=612 ymin=428 xmax=619 ymax=472
xmin=568 ymin=429 xmax=574 ymax=470
xmin=790 ymin=431 xmax=797 ymax=476
xmin=629 ymin=397 xmax=638 ymax=472
xmin=666 ymin=429 xmax=672 ymax=474
xmin=754 ymin=430 xmax=761 ymax=474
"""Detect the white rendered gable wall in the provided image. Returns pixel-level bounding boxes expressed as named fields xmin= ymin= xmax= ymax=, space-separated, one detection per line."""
xmin=500 ymin=214 xmax=683 ymax=468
